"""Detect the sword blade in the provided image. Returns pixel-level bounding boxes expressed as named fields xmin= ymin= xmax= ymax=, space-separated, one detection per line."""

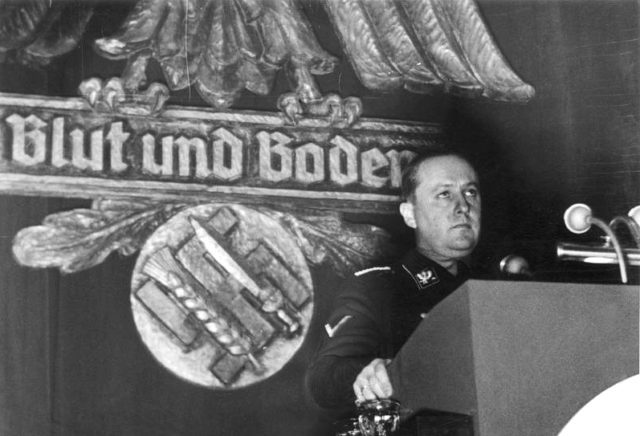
xmin=189 ymin=217 xmax=262 ymax=297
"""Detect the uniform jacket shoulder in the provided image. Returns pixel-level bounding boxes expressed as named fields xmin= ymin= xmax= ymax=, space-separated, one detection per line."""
xmin=335 ymin=265 xmax=396 ymax=307
xmin=353 ymin=265 xmax=394 ymax=278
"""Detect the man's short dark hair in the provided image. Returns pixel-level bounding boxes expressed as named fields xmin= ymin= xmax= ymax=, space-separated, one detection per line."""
xmin=400 ymin=147 xmax=474 ymax=202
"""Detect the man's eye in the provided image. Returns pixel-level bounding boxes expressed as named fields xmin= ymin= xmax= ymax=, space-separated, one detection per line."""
xmin=465 ymin=189 xmax=479 ymax=198
xmin=437 ymin=191 xmax=450 ymax=199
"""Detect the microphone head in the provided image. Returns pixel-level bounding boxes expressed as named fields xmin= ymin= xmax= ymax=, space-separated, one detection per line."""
xmin=564 ymin=203 xmax=592 ymax=234
xmin=628 ymin=205 xmax=640 ymax=226
xmin=499 ymin=254 xmax=532 ymax=277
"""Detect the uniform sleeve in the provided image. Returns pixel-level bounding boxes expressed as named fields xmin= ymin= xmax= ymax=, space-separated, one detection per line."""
xmin=306 ymin=355 xmax=371 ymax=409
xmin=306 ymin=273 xmax=390 ymax=409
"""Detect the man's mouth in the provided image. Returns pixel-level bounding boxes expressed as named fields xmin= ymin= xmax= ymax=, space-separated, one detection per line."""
xmin=451 ymin=223 xmax=472 ymax=229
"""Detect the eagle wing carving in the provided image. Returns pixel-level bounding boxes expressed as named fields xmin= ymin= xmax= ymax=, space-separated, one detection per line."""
xmin=0 ymin=0 xmax=534 ymax=109
xmin=0 ymin=0 xmax=93 ymax=65
xmin=93 ymin=0 xmax=338 ymax=108
xmin=323 ymin=0 xmax=534 ymax=101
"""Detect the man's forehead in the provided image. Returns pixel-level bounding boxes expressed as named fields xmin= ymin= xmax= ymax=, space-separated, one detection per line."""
xmin=414 ymin=155 xmax=478 ymax=186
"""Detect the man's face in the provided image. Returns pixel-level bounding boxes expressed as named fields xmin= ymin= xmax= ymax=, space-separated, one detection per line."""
xmin=400 ymin=155 xmax=481 ymax=264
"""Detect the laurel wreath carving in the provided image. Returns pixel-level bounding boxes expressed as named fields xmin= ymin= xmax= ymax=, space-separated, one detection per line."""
xmin=13 ymin=201 xmax=397 ymax=276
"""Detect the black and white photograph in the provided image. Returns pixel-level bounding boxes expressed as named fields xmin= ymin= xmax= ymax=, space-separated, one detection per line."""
xmin=0 ymin=1 xmax=638 ymax=435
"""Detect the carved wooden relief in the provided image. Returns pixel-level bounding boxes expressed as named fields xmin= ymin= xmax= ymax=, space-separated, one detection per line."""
xmin=0 ymin=0 xmax=535 ymax=388
xmin=3 ymin=93 xmax=419 ymax=387
xmin=0 ymin=0 xmax=534 ymax=113
xmin=0 ymin=93 xmax=437 ymax=213
xmin=132 ymin=204 xmax=313 ymax=388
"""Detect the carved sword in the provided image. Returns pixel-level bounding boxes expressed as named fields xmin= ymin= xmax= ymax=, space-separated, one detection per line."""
xmin=188 ymin=217 xmax=301 ymax=336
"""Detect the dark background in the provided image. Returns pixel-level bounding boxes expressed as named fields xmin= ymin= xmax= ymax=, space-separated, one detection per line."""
xmin=1 ymin=1 xmax=638 ymax=435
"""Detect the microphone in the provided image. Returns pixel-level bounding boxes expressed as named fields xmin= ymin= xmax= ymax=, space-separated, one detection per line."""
xmin=562 ymin=204 xmax=628 ymax=283
xmin=628 ymin=205 xmax=640 ymax=225
xmin=563 ymin=203 xmax=592 ymax=234
xmin=622 ymin=206 xmax=640 ymax=246
xmin=499 ymin=254 xmax=533 ymax=278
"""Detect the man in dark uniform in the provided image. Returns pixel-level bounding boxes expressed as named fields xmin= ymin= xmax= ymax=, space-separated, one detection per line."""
xmin=306 ymin=148 xmax=481 ymax=429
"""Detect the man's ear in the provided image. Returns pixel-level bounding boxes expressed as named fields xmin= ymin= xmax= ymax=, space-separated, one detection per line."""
xmin=399 ymin=201 xmax=417 ymax=229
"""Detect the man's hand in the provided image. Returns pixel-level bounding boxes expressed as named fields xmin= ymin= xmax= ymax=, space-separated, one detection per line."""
xmin=353 ymin=358 xmax=393 ymax=403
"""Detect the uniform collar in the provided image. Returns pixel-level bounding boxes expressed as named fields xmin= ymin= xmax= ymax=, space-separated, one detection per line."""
xmin=397 ymin=249 xmax=469 ymax=291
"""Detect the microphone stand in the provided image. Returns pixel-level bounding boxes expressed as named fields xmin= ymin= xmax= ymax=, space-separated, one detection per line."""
xmin=589 ymin=217 xmax=628 ymax=284
xmin=558 ymin=204 xmax=640 ymax=284
xmin=609 ymin=215 xmax=640 ymax=247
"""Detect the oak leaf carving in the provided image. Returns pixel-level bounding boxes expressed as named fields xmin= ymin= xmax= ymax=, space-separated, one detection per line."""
xmin=261 ymin=208 xmax=399 ymax=276
xmin=13 ymin=200 xmax=185 ymax=274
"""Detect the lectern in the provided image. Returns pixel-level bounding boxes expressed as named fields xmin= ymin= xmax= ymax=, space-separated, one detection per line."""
xmin=388 ymin=280 xmax=639 ymax=436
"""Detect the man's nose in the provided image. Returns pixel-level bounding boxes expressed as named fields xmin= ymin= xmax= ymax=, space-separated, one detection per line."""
xmin=455 ymin=195 xmax=470 ymax=214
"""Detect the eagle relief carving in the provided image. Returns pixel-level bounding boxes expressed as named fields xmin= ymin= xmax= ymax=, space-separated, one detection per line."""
xmin=1 ymin=0 xmax=533 ymax=388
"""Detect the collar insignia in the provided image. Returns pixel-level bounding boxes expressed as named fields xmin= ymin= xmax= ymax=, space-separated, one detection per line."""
xmin=413 ymin=267 xmax=439 ymax=289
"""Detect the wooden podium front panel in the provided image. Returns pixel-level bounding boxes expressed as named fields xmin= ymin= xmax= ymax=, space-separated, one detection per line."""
xmin=389 ymin=280 xmax=639 ymax=436
xmin=389 ymin=288 xmax=479 ymax=417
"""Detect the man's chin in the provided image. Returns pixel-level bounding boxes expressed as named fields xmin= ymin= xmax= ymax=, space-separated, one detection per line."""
xmin=449 ymin=238 xmax=478 ymax=256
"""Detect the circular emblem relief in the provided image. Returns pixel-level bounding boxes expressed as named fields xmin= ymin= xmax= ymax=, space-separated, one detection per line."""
xmin=131 ymin=204 xmax=313 ymax=388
